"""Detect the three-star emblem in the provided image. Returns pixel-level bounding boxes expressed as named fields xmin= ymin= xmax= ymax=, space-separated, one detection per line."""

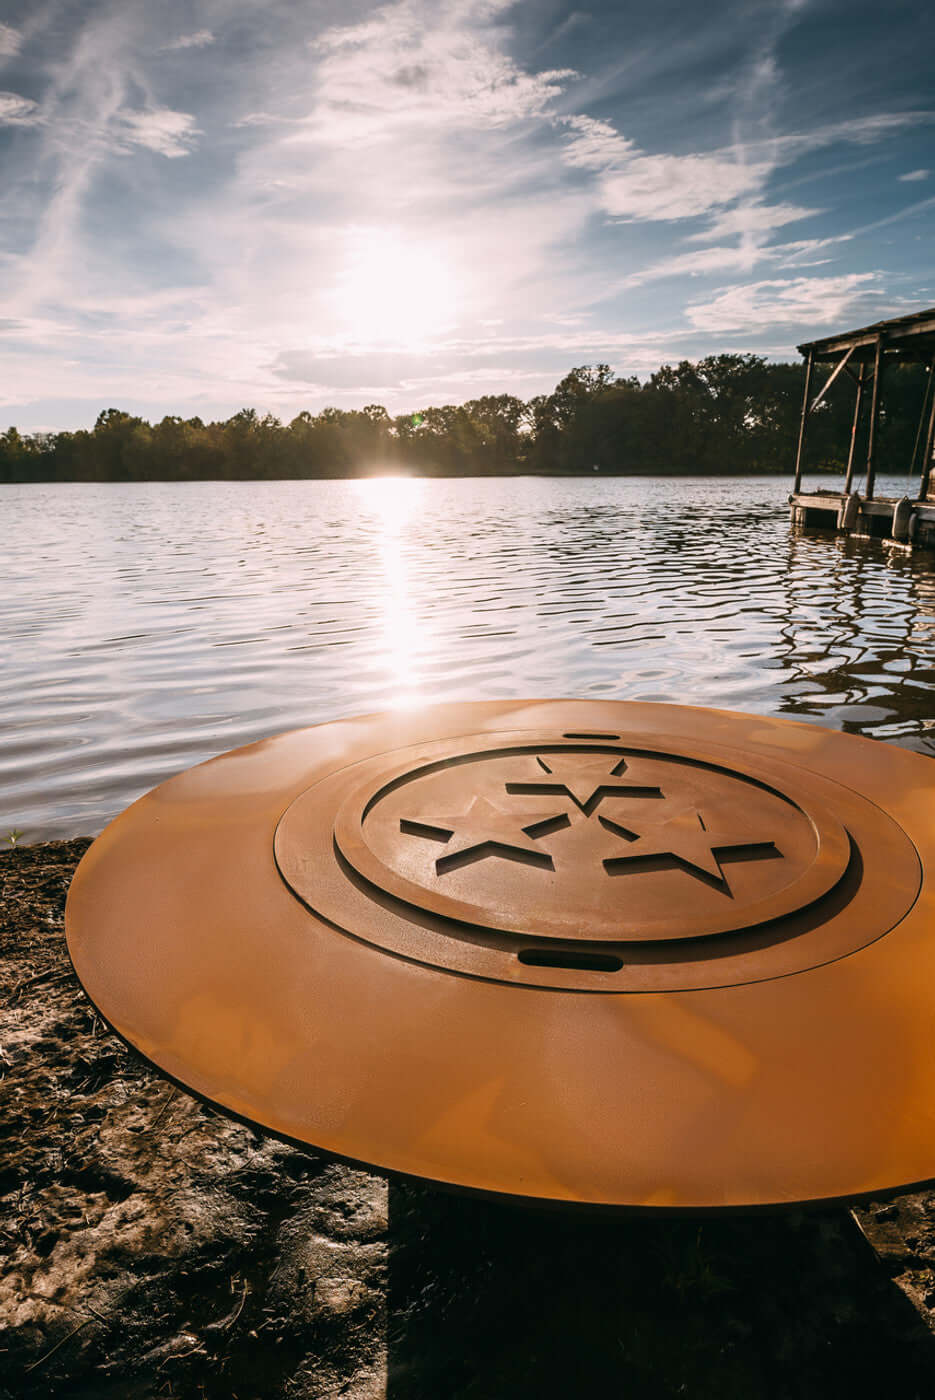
xmin=399 ymin=752 xmax=782 ymax=894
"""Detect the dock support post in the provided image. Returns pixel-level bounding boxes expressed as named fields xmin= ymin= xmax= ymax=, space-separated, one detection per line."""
xmin=865 ymin=335 xmax=884 ymax=502
xmin=793 ymin=349 xmax=814 ymax=495
xmin=843 ymin=362 xmax=865 ymax=495
xmin=912 ymin=357 xmax=935 ymax=492
xmin=920 ymin=370 xmax=935 ymax=501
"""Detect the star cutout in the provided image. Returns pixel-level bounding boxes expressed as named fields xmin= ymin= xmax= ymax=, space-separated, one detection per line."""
xmin=602 ymin=807 xmax=781 ymax=894
xmin=505 ymin=752 xmax=663 ymax=815
xmin=400 ymin=795 xmax=570 ymax=875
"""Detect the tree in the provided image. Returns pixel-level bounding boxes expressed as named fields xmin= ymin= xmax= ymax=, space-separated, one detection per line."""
xmin=18 ymin=353 xmax=929 ymax=481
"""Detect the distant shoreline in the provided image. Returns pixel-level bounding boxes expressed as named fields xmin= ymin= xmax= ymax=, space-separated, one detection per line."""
xmin=1 ymin=465 xmax=843 ymax=483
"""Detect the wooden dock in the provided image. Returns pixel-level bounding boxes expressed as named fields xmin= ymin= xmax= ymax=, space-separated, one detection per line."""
xmin=790 ymin=307 xmax=935 ymax=550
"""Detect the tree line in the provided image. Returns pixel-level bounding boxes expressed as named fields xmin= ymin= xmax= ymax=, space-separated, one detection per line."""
xmin=1 ymin=354 xmax=928 ymax=482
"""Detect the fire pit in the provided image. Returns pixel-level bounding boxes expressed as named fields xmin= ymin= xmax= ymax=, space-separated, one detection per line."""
xmin=65 ymin=700 xmax=935 ymax=1210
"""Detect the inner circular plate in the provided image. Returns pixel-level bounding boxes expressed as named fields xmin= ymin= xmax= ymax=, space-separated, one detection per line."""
xmin=65 ymin=700 xmax=935 ymax=1211
xmin=335 ymin=736 xmax=848 ymax=941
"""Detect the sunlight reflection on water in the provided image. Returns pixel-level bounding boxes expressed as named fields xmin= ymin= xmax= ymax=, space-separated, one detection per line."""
xmin=3 ymin=473 xmax=934 ymax=839
xmin=353 ymin=476 xmax=428 ymax=706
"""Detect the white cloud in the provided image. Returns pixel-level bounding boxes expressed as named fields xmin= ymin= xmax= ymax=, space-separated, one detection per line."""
xmin=622 ymin=245 xmax=764 ymax=288
xmin=619 ymin=231 xmax=854 ymax=289
xmin=847 ymin=194 xmax=935 ymax=236
xmin=770 ymin=234 xmax=854 ymax=266
xmin=162 ymin=30 xmax=214 ymax=52
xmin=233 ymin=111 xmax=300 ymax=128
xmin=601 ymin=153 xmax=768 ymax=221
xmin=0 ymin=23 xmax=21 ymax=58
xmin=0 ymin=91 xmax=41 ymax=126
xmin=561 ymin=117 xmax=769 ymax=220
xmin=688 ymin=202 xmax=821 ymax=242
xmin=560 ymin=115 xmax=633 ymax=170
xmin=307 ymin=3 xmax=575 ymax=142
xmin=686 ymin=274 xmax=879 ymax=332
xmin=899 ymin=168 xmax=930 ymax=182
xmin=560 ymin=108 xmax=935 ymax=229
xmin=117 ymin=107 xmax=200 ymax=158
xmin=763 ymin=111 xmax=935 ymax=162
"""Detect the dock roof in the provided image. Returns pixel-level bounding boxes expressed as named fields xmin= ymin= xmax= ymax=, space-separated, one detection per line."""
xmin=798 ymin=306 xmax=935 ymax=363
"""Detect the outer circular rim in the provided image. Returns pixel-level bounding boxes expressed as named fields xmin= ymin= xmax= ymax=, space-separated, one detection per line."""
xmin=64 ymin=700 xmax=935 ymax=1212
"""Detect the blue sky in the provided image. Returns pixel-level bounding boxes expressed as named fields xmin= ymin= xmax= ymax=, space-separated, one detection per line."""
xmin=1 ymin=0 xmax=933 ymax=431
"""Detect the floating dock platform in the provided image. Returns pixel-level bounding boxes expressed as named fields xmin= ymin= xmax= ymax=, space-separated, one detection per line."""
xmin=790 ymin=307 xmax=935 ymax=550
xmin=790 ymin=490 xmax=935 ymax=548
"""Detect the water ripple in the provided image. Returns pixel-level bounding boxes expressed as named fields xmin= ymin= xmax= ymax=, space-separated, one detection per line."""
xmin=3 ymin=474 xmax=934 ymax=839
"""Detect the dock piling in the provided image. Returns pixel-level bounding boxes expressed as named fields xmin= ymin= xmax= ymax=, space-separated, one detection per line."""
xmin=843 ymin=362 xmax=865 ymax=496
xmin=792 ymin=349 xmax=814 ymax=495
xmin=864 ymin=335 xmax=884 ymax=502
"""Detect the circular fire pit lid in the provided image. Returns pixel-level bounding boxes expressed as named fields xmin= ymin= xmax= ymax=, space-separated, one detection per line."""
xmin=65 ymin=700 xmax=935 ymax=1210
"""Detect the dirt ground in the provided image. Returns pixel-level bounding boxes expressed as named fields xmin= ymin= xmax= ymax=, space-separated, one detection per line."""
xmin=4 ymin=839 xmax=935 ymax=1399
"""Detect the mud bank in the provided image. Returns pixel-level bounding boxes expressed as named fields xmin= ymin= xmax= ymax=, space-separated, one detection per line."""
xmin=3 ymin=839 xmax=935 ymax=1398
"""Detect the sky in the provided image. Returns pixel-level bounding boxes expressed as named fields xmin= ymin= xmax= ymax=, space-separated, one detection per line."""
xmin=0 ymin=0 xmax=933 ymax=432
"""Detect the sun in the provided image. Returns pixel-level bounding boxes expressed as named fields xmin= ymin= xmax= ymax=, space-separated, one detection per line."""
xmin=331 ymin=226 xmax=458 ymax=347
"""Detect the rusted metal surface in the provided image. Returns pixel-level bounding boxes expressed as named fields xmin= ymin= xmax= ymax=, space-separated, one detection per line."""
xmin=65 ymin=700 xmax=935 ymax=1210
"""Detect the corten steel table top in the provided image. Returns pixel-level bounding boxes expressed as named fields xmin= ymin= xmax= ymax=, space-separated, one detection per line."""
xmin=65 ymin=700 xmax=935 ymax=1211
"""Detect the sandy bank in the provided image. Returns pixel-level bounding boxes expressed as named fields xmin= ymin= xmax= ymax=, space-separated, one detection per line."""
xmin=3 ymin=839 xmax=935 ymax=1398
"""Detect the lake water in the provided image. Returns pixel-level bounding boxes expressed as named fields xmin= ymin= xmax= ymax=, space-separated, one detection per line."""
xmin=3 ymin=473 xmax=934 ymax=841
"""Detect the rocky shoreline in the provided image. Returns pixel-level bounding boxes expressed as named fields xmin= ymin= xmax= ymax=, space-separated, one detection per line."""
xmin=4 ymin=839 xmax=935 ymax=1398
